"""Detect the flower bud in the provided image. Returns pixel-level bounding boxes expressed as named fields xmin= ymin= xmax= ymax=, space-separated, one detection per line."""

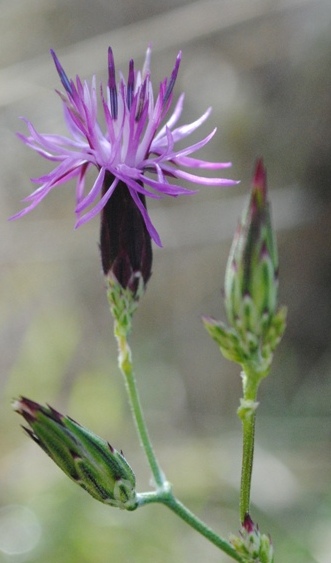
xmin=225 ymin=160 xmax=278 ymax=332
xmin=204 ymin=160 xmax=286 ymax=376
xmin=13 ymin=397 xmax=137 ymax=510
xmin=229 ymin=514 xmax=274 ymax=563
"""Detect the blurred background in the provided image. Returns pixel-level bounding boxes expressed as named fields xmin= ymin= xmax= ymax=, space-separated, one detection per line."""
xmin=1 ymin=0 xmax=331 ymax=561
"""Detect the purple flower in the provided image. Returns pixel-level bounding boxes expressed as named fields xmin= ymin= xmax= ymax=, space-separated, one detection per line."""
xmin=11 ymin=47 xmax=237 ymax=246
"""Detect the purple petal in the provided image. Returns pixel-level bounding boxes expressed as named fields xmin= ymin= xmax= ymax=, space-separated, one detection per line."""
xmin=129 ymin=187 xmax=162 ymax=246
xmin=161 ymin=166 xmax=239 ymax=186
xmin=75 ymin=167 xmax=106 ymax=213
xmin=159 ymin=128 xmax=218 ymax=160
xmin=50 ymin=49 xmax=73 ymax=95
xmin=29 ymin=160 xmax=84 ymax=187
xmin=117 ymin=173 xmax=163 ymax=199
xmin=76 ymin=163 xmax=89 ymax=204
xmin=75 ymin=175 xmax=118 ymax=227
xmin=173 ymin=155 xmax=232 ymax=170
xmin=163 ymin=51 xmax=181 ymax=105
xmin=107 ymin=47 xmax=118 ymax=119
xmin=140 ymin=174 xmax=197 ymax=196
xmin=158 ymin=93 xmax=184 ymax=133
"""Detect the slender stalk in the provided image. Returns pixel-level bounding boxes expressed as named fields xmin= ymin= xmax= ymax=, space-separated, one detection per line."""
xmin=137 ymin=492 xmax=244 ymax=562
xmin=114 ymin=325 xmax=165 ymax=488
xmin=238 ymin=367 xmax=259 ymax=522
xmin=239 ymin=410 xmax=256 ymax=522
xmin=162 ymin=496 xmax=244 ymax=562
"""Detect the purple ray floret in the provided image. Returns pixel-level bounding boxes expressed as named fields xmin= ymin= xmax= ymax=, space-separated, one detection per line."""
xmin=11 ymin=47 xmax=238 ymax=246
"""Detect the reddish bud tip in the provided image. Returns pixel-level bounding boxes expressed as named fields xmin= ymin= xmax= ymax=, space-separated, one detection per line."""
xmin=12 ymin=396 xmax=40 ymax=423
xmin=252 ymin=158 xmax=267 ymax=204
xmin=243 ymin=513 xmax=255 ymax=532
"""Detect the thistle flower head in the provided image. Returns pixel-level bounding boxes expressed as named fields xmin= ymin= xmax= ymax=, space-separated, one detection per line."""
xmin=13 ymin=397 xmax=137 ymax=510
xmin=11 ymin=46 xmax=237 ymax=246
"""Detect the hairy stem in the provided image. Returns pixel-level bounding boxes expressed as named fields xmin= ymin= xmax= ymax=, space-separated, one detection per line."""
xmin=238 ymin=368 xmax=259 ymax=522
xmin=239 ymin=410 xmax=256 ymax=522
xmin=115 ymin=325 xmax=165 ymax=488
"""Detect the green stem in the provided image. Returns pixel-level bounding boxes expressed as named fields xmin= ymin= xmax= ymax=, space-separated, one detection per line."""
xmin=110 ymin=297 xmax=244 ymax=561
xmin=114 ymin=324 xmax=245 ymax=561
xmin=137 ymin=491 xmax=244 ymax=562
xmin=239 ymin=410 xmax=256 ymax=522
xmin=239 ymin=368 xmax=259 ymax=523
xmin=115 ymin=326 xmax=165 ymax=488
xmin=164 ymin=496 xmax=243 ymax=561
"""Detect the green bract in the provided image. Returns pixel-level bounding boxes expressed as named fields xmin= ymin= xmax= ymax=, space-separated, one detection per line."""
xmin=13 ymin=397 xmax=137 ymax=510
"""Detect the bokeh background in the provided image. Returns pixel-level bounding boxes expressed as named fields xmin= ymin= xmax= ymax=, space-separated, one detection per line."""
xmin=1 ymin=0 xmax=331 ymax=561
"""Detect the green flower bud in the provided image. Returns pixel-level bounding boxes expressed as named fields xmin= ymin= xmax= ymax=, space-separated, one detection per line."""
xmin=13 ymin=397 xmax=137 ymax=510
xmin=225 ymin=159 xmax=277 ymax=334
xmin=204 ymin=160 xmax=286 ymax=376
xmin=229 ymin=514 xmax=274 ymax=563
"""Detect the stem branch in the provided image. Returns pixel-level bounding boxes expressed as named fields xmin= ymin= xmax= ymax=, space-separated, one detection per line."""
xmin=111 ymin=300 xmax=244 ymax=561
xmin=137 ymin=491 xmax=244 ymax=562
xmin=163 ymin=495 xmax=244 ymax=562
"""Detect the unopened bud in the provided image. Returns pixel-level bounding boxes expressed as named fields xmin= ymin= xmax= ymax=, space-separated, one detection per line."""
xmin=225 ymin=159 xmax=278 ymax=333
xmin=204 ymin=160 xmax=286 ymax=376
xmin=13 ymin=397 xmax=137 ymax=510
xmin=230 ymin=514 xmax=274 ymax=563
